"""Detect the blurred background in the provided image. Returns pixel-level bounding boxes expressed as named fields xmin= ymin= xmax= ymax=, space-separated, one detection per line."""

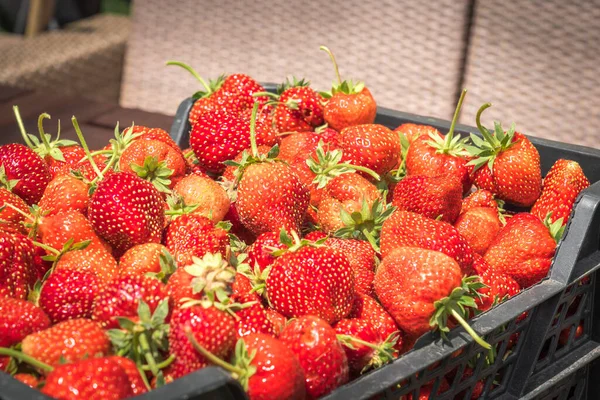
xmin=0 ymin=0 xmax=599 ymax=148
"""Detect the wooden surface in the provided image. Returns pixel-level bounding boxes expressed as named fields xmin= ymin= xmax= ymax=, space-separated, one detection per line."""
xmin=0 ymin=85 xmax=174 ymax=150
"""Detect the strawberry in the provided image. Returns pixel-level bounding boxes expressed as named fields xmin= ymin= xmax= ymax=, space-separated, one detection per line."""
xmin=164 ymin=214 xmax=229 ymax=266
xmin=279 ymin=315 xmax=349 ymax=398
xmin=108 ymin=356 xmax=149 ymax=395
xmin=406 ymin=378 xmax=450 ymax=400
xmin=38 ymin=209 xmax=110 ymax=254
xmin=55 ymin=246 xmax=118 ymax=283
xmin=404 ymin=90 xmax=473 ymax=194
xmin=476 ymin=268 xmax=520 ymax=311
xmin=0 ymin=297 xmax=50 ymax=347
xmin=338 ymin=124 xmax=401 ymax=176
xmin=531 ymin=159 xmax=590 ymax=224
xmin=233 ymin=293 xmax=277 ymax=339
xmin=374 ymin=247 xmax=489 ymax=348
xmin=466 ymin=103 xmax=542 ymax=207
xmin=0 ymin=231 xmax=36 ymax=299
xmin=277 ymin=128 xmax=340 ymax=166
xmin=88 ymin=171 xmax=165 ymax=257
xmin=392 ymin=174 xmax=463 ymax=223
xmin=41 ymin=356 xmax=134 ymax=400
xmin=38 ymin=174 xmax=89 ymax=216
xmin=266 ymin=234 xmax=354 ymax=325
xmin=39 ymin=268 xmax=104 ymax=323
xmin=0 ymin=143 xmax=51 ymax=205
xmin=13 ymin=373 xmax=39 ymax=388
xmin=0 ymin=188 xmax=29 ymax=234
xmin=272 ymin=78 xmax=325 ymax=133
xmin=239 ymin=105 xmax=280 ymax=147
xmin=320 ymin=46 xmax=377 ymax=131
xmin=559 ymin=323 xmax=584 ymax=346
xmin=484 ymin=213 xmax=557 ymax=288
xmin=223 ymin=201 xmax=256 ymax=244
xmin=246 ymin=230 xmax=287 ymax=271
xmin=46 ymin=145 xmax=87 ymax=179
xmin=22 ymin=318 xmax=110 ymax=366
xmin=394 ymin=123 xmax=439 ymax=145
xmin=118 ymin=243 xmax=172 ymax=278
xmin=461 ymin=189 xmax=497 ymax=213
xmin=172 ymin=172 xmax=230 ymax=223
xmin=92 ymin=275 xmax=170 ymax=328
xmin=380 ymin=210 xmax=474 ymax=274
xmin=454 ymin=206 xmax=502 ymax=255
xmin=348 ymin=294 xmax=401 ymax=350
xmin=323 ymin=237 xmax=377 ymax=296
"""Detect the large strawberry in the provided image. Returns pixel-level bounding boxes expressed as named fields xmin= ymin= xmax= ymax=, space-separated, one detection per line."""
xmin=266 ymin=233 xmax=355 ymax=325
xmin=88 ymin=171 xmax=165 ymax=256
xmin=320 ymin=46 xmax=377 ymax=131
xmin=0 ymin=297 xmax=50 ymax=348
xmin=531 ymin=159 xmax=590 ymax=224
xmin=338 ymin=124 xmax=401 ymax=176
xmin=322 ymin=237 xmax=377 ymax=296
xmin=38 ymin=173 xmax=89 ymax=216
xmin=279 ymin=315 xmax=349 ymax=398
xmin=454 ymin=206 xmax=503 ymax=255
xmin=374 ymin=247 xmax=489 ymax=348
xmin=54 ymin=246 xmax=118 ymax=283
xmin=0 ymin=143 xmax=51 ymax=205
xmin=466 ymin=103 xmax=542 ymax=207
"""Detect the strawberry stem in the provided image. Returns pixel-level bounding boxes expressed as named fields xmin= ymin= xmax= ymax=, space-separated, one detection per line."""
xmin=37 ymin=113 xmax=53 ymax=154
xmin=0 ymin=347 xmax=53 ymax=372
xmin=184 ymin=328 xmax=245 ymax=376
xmin=249 ymin=102 xmax=259 ymax=158
xmin=445 ymin=89 xmax=467 ymax=145
xmin=141 ymin=354 xmax=175 ymax=371
xmin=320 ymin=45 xmax=342 ymax=85
xmin=138 ymin=332 xmax=160 ymax=376
xmin=166 ymin=61 xmax=212 ymax=94
xmin=337 ymin=334 xmax=394 ymax=359
xmin=12 ymin=106 xmax=35 ymax=149
xmin=475 ymin=103 xmax=496 ymax=145
xmin=137 ymin=365 xmax=152 ymax=391
xmin=449 ymin=308 xmax=491 ymax=349
xmin=72 ymin=116 xmax=104 ymax=180
xmin=322 ymin=163 xmax=380 ymax=181
xmin=31 ymin=240 xmax=60 ymax=256
xmin=2 ymin=202 xmax=33 ymax=222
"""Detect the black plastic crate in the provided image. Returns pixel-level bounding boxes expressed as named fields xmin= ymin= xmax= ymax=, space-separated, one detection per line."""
xmin=2 ymin=96 xmax=600 ymax=400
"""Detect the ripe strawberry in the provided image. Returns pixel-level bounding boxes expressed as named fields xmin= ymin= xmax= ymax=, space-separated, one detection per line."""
xmin=392 ymin=174 xmax=463 ymax=223
xmin=265 ymin=308 xmax=287 ymax=336
xmin=266 ymin=239 xmax=355 ymax=325
xmin=233 ymin=293 xmax=277 ymax=339
xmin=338 ymin=124 xmax=401 ymax=176
xmin=0 ymin=188 xmax=29 ymax=234
xmin=0 ymin=297 xmax=50 ymax=347
xmin=559 ymin=323 xmax=584 ymax=346
xmin=277 ymin=128 xmax=340 ymax=166
xmin=118 ymin=243 xmax=171 ymax=277
xmin=476 ymin=268 xmax=520 ymax=311
xmin=38 ymin=174 xmax=89 ymax=216
xmin=173 ymin=172 xmax=230 ymax=223
xmin=38 ymin=209 xmax=110 ymax=254
xmin=454 ymin=206 xmax=502 ymax=255
xmin=92 ymin=275 xmax=170 ymax=328
xmin=279 ymin=315 xmax=349 ymax=398
xmin=348 ymin=294 xmax=401 ymax=349
xmin=22 ymin=318 xmax=110 ymax=366
xmin=13 ymin=373 xmax=39 ymax=388
xmin=55 ymin=246 xmax=118 ymax=283
xmin=164 ymin=214 xmax=229 ymax=266
xmin=484 ymin=213 xmax=557 ymax=288
xmin=125 ymin=125 xmax=181 ymax=153
xmin=531 ymin=159 xmax=590 ymax=224
xmin=323 ymin=237 xmax=377 ymax=296
xmin=394 ymin=123 xmax=440 ymax=145
xmin=46 ymin=145 xmax=87 ymax=179
xmin=108 ymin=356 xmax=148 ymax=396
xmin=380 ymin=210 xmax=474 ymax=274
xmin=39 ymin=268 xmax=104 ymax=323
xmin=461 ymin=189 xmax=497 ymax=213
xmin=0 ymin=143 xmax=51 ymax=205
xmin=246 ymin=231 xmax=287 ymax=271
xmin=239 ymin=105 xmax=280 ymax=147
xmin=0 ymin=231 xmax=35 ymax=299
xmin=223 ymin=201 xmax=256 ymax=244
xmin=41 ymin=356 xmax=134 ymax=400
xmin=374 ymin=247 xmax=488 ymax=348
xmin=467 ymin=103 xmax=542 ymax=207
xmin=88 ymin=171 xmax=165 ymax=256
xmin=273 ymin=78 xmax=325 ymax=133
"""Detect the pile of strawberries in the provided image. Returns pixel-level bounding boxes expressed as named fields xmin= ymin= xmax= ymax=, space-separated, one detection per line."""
xmin=0 ymin=47 xmax=593 ymax=400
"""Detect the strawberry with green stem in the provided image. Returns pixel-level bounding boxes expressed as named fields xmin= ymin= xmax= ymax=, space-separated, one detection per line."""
xmin=320 ymin=45 xmax=377 ymax=131
xmin=0 ymin=188 xmax=29 ymax=234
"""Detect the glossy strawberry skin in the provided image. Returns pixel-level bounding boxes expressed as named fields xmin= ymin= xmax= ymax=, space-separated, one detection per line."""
xmin=247 ymin=231 xmax=287 ymax=272
xmin=275 ymin=86 xmax=325 ymax=133
xmin=234 ymin=293 xmax=277 ymax=339
xmin=477 ymin=268 xmax=520 ymax=311
xmin=461 ymin=189 xmax=497 ymax=213
xmin=0 ymin=188 xmax=29 ymax=234
xmin=454 ymin=206 xmax=502 ymax=255
xmin=324 ymin=87 xmax=377 ymax=132
xmin=531 ymin=159 xmax=590 ymax=224
xmin=324 ymin=237 xmax=377 ymax=296
xmin=173 ymin=173 xmax=230 ymax=223
xmin=118 ymin=243 xmax=167 ymax=277
xmin=394 ymin=123 xmax=440 ymax=145
xmin=339 ymin=124 xmax=401 ymax=176
xmin=46 ymin=145 xmax=87 ymax=179
xmin=374 ymin=247 xmax=463 ymax=337
xmin=279 ymin=315 xmax=349 ymax=399
xmin=348 ymin=294 xmax=401 ymax=350
xmin=38 ymin=174 xmax=89 ymax=216
xmin=334 ymin=318 xmax=381 ymax=373
xmin=88 ymin=171 xmax=165 ymax=256
xmin=38 ymin=209 xmax=110 ymax=254
xmin=0 ymin=231 xmax=35 ymax=300
xmin=55 ymin=246 xmax=118 ymax=284
xmin=0 ymin=143 xmax=51 ymax=205
xmin=0 ymin=297 xmax=51 ymax=347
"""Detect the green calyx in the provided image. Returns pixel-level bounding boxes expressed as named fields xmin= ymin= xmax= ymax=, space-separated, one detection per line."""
xmin=166 ymin=61 xmax=225 ymax=99
xmin=430 ymin=276 xmax=491 ymax=349
xmin=130 ymin=156 xmax=174 ymax=193
xmin=0 ymin=166 xmax=19 ymax=193
xmin=334 ymin=198 xmax=396 ymax=253
xmin=184 ymin=252 xmax=236 ymax=296
xmin=425 ymin=89 xmax=469 ymax=158
xmin=145 ymin=249 xmax=177 ymax=284
xmin=465 ymin=103 xmax=517 ymax=174
xmin=33 ymin=237 xmax=92 ymax=278
xmin=165 ymin=193 xmax=200 ymax=218
xmin=307 ymin=141 xmax=380 ymax=189
xmin=108 ymin=298 xmax=172 ymax=377
xmin=544 ymin=212 xmax=566 ymax=243
xmin=337 ymin=331 xmax=400 ymax=373
xmin=236 ymin=254 xmax=271 ymax=299
xmin=319 ymin=45 xmax=365 ymax=97
xmin=180 ymin=288 xmax=257 ymax=318
xmin=270 ymin=228 xmax=326 ymax=257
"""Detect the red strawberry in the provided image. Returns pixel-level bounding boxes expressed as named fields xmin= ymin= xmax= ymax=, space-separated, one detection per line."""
xmin=92 ymin=275 xmax=170 ymax=328
xmin=348 ymin=294 xmax=401 ymax=350
xmin=118 ymin=243 xmax=171 ymax=277
xmin=454 ymin=206 xmax=502 ymax=255
xmin=265 ymin=308 xmax=287 ymax=336
xmin=22 ymin=318 xmax=110 ymax=366
xmin=108 ymin=356 xmax=148 ymax=395
xmin=247 ymin=231 xmax=287 ymax=271
xmin=380 ymin=210 xmax=474 ymax=274
xmin=338 ymin=124 xmax=401 ymax=176
xmin=374 ymin=247 xmax=488 ymax=348
xmin=41 ymin=356 xmax=134 ymax=400
xmin=279 ymin=315 xmax=349 ymax=398
xmin=0 ymin=297 xmax=50 ymax=347
xmin=476 ymin=268 xmax=520 ymax=311
xmin=233 ymin=293 xmax=277 ymax=339
xmin=223 ymin=201 xmax=256 ymax=244
xmin=172 ymin=172 xmax=230 ymax=223
xmin=164 ymin=214 xmax=229 ymax=266
xmin=0 ymin=231 xmax=36 ymax=299
xmin=467 ymin=104 xmax=542 ymax=207
xmin=266 ymin=239 xmax=354 ymax=325
xmin=39 ymin=268 xmax=104 ymax=323
xmin=13 ymin=373 xmax=39 ymax=388
xmin=38 ymin=209 xmax=111 ymax=254
xmin=88 ymin=171 xmax=165 ymax=256
xmin=46 ymin=145 xmax=87 ymax=178
xmin=484 ymin=213 xmax=557 ymax=288
xmin=0 ymin=143 xmax=51 ymax=205
xmin=55 ymin=246 xmax=118 ymax=283
xmin=392 ymin=174 xmax=463 ymax=223
xmin=323 ymin=237 xmax=377 ymax=296
xmin=277 ymin=129 xmax=340 ymax=166
xmin=239 ymin=105 xmax=280 ymax=147
xmin=559 ymin=323 xmax=584 ymax=346
xmin=531 ymin=159 xmax=590 ymax=224
xmin=461 ymin=189 xmax=497 ymax=213
xmin=38 ymin=174 xmax=89 ymax=216
xmin=394 ymin=123 xmax=439 ymax=145
xmin=0 ymin=188 xmax=29 ymax=234
xmin=273 ymin=79 xmax=324 ymax=133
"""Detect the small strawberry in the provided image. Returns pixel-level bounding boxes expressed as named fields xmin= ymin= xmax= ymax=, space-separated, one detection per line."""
xmin=118 ymin=243 xmax=173 ymax=278
xmin=466 ymin=103 xmax=542 ymax=207
xmin=22 ymin=318 xmax=110 ymax=366
xmin=0 ymin=188 xmax=29 ymax=234
xmin=394 ymin=123 xmax=439 ymax=145
xmin=246 ymin=230 xmax=287 ymax=271
xmin=172 ymin=172 xmax=230 ymax=223
xmin=454 ymin=206 xmax=502 ymax=255
xmin=270 ymin=78 xmax=325 ymax=133
xmin=323 ymin=237 xmax=377 ymax=296
xmin=0 ymin=143 xmax=51 ymax=205
xmin=320 ymin=46 xmax=377 ymax=131
xmin=476 ymin=268 xmax=520 ymax=311
xmin=348 ymin=294 xmax=401 ymax=350
xmin=0 ymin=297 xmax=50 ymax=348
xmin=0 ymin=231 xmax=36 ymax=299
xmin=531 ymin=159 xmax=590 ymax=224
xmin=338 ymin=124 xmax=401 ymax=176
xmin=38 ymin=173 xmax=89 ymax=216
xmin=233 ymin=293 xmax=277 ymax=339
xmin=461 ymin=189 xmax=498 ymax=213
xmin=279 ymin=315 xmax=349 ymax=398
xmin=38 ymin=209 xmax=110 ymax=254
